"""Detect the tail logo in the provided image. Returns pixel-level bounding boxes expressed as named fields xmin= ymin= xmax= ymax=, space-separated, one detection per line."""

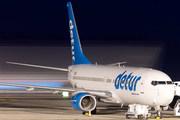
xmin=69 ymin=20 xmax=75 ymax=61
xmin=69 ymin=20 xmax=74 ymax=30
xmin=114 ymin=71 xmax=141 ymax=91
xmin=67 ymin=2 xmax=91 ymax=65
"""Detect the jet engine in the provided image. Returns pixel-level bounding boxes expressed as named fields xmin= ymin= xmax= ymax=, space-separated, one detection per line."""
xmin=71 ymin=92 xmax=96 ymax=111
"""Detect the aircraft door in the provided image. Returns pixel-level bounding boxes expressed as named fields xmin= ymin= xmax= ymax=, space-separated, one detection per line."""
xmin=103 ymin=76 xmax=107 ymax=88
xmin=140 ymin=76 xmax=147 ymax=94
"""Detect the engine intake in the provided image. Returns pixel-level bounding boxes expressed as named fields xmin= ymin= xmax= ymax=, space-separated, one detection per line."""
xmin=71 ymin=92 xmax=96 ymax=111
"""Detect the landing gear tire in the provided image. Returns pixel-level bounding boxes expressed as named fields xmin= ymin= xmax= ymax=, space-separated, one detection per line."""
xmin=138 ymin=115 xmax=142 ymax=119
xmin=126 ymin=114 xmax=130 ymax=119
xmin=82 ymin=111 xmax=86 ymax=114
xmin=91 ymin=107 xmax=97 ymax=114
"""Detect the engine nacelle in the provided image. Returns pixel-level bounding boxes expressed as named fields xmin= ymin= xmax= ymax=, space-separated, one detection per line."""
xmin=71 ymin=92 xmax=96 ymax=111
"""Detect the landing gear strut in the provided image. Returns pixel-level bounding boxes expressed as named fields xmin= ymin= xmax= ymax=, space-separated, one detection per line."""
xmin=155 ymin=110 xmax=162 ymax=119
xmin=154 ymin=106 xmax=162 ymax=119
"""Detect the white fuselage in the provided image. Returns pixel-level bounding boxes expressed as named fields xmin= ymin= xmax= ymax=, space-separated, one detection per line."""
xmin=68 ymin=64 xmax=174 ymax=107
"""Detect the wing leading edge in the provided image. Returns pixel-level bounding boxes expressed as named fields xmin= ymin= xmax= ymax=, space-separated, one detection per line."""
xmin=0 ymin=82 xmax=76 ymax=91
xmin=0 ymin=82 xmax=112 ymax=99
xmin=7 ymin=62 xmax=69 ymax=72
xmin=4 ymin=62 xmax=112 ymax=98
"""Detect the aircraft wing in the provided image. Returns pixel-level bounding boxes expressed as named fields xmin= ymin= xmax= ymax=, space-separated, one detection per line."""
xmin=7 ymin=62 xmax=69 ymax=72
xmin=0 ymin=82 xmax=112 ymax=98
xmin=0 ymin=82 xmax=75 ymax=92
xmin=5 ymin=62 xmax=113 ymax=98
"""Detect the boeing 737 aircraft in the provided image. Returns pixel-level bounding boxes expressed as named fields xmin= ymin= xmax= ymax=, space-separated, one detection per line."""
xmin=0 ymin=2 xmax=178 ymax=119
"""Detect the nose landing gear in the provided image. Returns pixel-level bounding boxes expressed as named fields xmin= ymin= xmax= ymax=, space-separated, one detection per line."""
xmin=154 ymin=106 xmax=162 ymax=119
xmin=155 ymin=110 xmax=162 ymax=119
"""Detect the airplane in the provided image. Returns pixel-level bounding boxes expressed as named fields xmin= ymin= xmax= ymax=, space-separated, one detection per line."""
xmin=0 ymin=2 xmax=178 ymax=119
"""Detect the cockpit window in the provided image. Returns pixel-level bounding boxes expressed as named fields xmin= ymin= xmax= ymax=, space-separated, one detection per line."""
xmin=151 ymin=81 xmax=157 ymax=86
xmin=167 ymin=81 xmax=173 ymax=84
xmin=157 ymin=81 xmax=166 ymax=84
xmin=151 ymin=81 xmax=172 ymax=86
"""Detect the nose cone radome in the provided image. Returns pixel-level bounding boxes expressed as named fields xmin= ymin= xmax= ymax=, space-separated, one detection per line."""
xmin=150 ymin=70 xmax=174 ymax=106
xmin=156 ymin=71 xmax=174 ymax=105
xmin=159 ymin=85 xmax=174 ymax=105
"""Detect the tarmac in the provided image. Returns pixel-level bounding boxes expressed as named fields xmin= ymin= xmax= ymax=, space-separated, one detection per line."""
xmin=0 ymin=92 xmax=179 ymax=120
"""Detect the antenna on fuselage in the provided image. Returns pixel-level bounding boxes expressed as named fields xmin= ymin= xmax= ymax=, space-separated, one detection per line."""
xmin=108 ymin=61 xmax=127 ymax=67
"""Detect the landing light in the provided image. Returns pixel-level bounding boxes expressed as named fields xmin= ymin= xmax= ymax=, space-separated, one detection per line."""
xmin=62 ymin=91 xmax=69 ymax=97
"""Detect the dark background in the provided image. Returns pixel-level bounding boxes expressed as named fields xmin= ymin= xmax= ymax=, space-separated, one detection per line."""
xmin=0 ymin=0 xmax=180 ymax=80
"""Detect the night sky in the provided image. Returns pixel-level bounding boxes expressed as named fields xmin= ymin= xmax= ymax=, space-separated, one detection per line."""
xmin=0 ymin=0 xmax=180 ymax=44
xmin=0 ymin=0 xmax=180 ymax=80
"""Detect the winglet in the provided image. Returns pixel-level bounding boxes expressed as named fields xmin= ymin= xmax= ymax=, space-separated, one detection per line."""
xmin=67 ymin=2 xmax=91 ymax=65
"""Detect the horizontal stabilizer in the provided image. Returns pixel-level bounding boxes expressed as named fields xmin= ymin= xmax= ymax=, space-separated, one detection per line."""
xmin=7 ymin=62 xmax=69 ymax=72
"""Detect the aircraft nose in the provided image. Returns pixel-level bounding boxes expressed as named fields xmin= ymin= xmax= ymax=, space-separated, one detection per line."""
xmin=158 ymin=85 xmax=174 ymax=105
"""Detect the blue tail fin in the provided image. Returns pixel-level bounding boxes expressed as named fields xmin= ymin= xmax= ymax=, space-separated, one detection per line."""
xmin=67 ymin=2 xmax=91 ymax=65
